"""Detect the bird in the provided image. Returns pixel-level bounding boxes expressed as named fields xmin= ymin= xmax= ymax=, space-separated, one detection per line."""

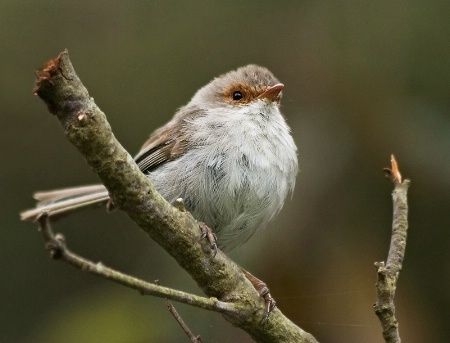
xmin=21 ymin=65 xmax=298 ymax=317
xmin=21 ymin=64 xmax=298 ymax=253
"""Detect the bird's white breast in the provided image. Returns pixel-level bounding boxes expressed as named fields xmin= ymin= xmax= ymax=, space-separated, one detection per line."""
xmin=148 ymin=100 xmax=298 ymax=251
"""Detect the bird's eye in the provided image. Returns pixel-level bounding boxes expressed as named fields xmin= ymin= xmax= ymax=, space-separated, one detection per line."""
xmin=232 ymin=91 xmax=243 ymax=101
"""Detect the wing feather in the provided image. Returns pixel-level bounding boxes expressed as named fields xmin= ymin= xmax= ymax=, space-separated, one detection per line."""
xmin=134 ymin=106 xmax=203 ymax=173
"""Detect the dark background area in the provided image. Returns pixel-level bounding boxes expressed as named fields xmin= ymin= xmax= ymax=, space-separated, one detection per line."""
xmin=1 ymin=1 xmax=448 ymax=342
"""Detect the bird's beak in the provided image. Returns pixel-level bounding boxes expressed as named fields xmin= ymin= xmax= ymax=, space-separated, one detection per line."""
xmin=257 ymin=83 xmax=284 ymax=101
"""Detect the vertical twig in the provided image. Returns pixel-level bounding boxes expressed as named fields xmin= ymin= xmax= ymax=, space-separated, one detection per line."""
xmin=166 ymin=300 xmax=202 ymax=343
xmin=374 ymin=155 xmax=410 ymax=343
xmin=154 ymin=279 xmax=202 ymax=343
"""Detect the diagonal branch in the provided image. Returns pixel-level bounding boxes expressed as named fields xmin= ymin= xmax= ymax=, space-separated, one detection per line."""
xmin=31 ymin=50 xmax=318 ymax=343
xmin=374 ymin=155 xmax=410 ymax=343
xmin=36 ymin=213 xmax=235 ymax=315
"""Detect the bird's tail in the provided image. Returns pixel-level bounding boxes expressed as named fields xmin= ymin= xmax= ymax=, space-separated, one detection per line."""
xmin=20 ymin=184 xmax=110 ymax=222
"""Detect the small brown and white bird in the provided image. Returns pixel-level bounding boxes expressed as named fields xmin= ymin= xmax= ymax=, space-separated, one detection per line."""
xmin=21 ymin=65 xmax=298 ymax=253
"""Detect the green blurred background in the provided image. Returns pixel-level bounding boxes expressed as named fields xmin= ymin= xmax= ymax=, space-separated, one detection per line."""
xmin=1 ymin=1 xmax=448 ymax=342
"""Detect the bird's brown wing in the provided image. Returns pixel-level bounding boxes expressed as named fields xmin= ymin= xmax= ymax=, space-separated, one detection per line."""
xmin=134 ymin=106 xmax=204 ymax=173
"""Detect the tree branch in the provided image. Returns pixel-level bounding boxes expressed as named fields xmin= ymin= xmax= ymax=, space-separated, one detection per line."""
xmin=32 ymin=50 xmax=318 ymax=343
xmin=36 ymin=213 xmax=234 ymax=315
xmin=374 ymin=155 xmax=410 ymax=343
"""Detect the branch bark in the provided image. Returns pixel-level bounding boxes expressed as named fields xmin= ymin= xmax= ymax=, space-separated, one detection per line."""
xmin=374 ymin=155 xmax=410 ymax=343
xmin=32 ymin=50 xmax=317 ymax=343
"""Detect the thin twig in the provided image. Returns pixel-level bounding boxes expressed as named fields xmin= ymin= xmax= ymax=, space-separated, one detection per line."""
xmin=374 ymin=155 xmax=410 ymax=343
xmin=166 ymin=300 xmax=202 ymax=343
xmin=153 ymin=279 xmax=202 ymax=343
xmin=36 ymin=213 xmax=235 ymax=316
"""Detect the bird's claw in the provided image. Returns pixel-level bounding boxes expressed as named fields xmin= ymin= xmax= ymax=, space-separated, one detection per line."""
xmin=241 ymin=268 xmax=277 ymax=323
xmin=261 ymin=289 xmax=277 ymax=323
xmin=198 ymin=222 xmax=218 ymax=257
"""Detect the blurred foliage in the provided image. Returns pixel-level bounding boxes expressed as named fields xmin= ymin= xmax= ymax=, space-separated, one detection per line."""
xmin=1 ymin=1 xmax=448 ymax=342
